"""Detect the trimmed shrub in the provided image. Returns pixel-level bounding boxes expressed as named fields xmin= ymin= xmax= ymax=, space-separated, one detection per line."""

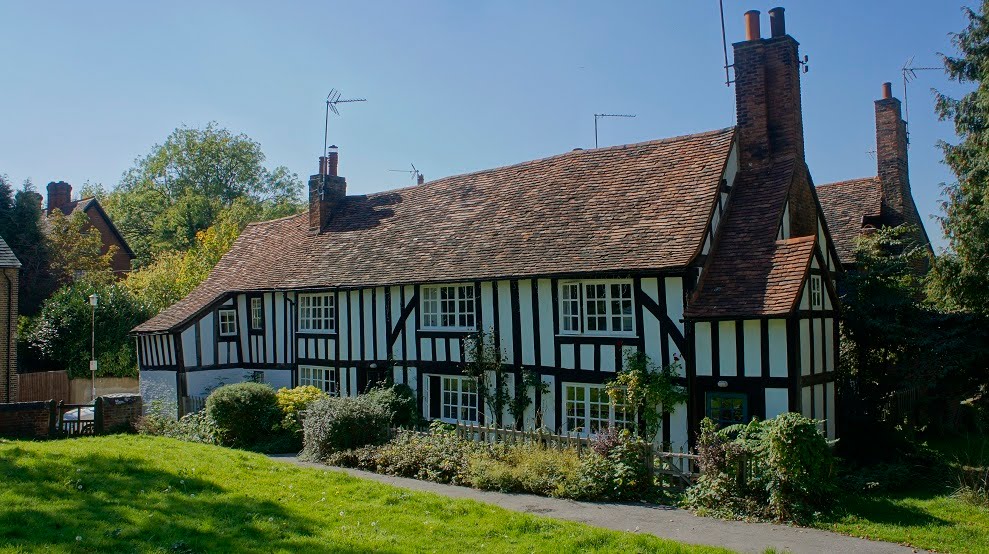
xmin=363 ymin=384 xmax=420 ymax=428
xmin=299 ymin=395 xmax=391 ymax=461
xmin=205 ymin=382 xmax=281 ymax=448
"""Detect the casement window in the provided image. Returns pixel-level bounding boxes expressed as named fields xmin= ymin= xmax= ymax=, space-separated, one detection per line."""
xmin=810 ymin=275 xmax=823 ymax=309
xmin=558 ymin=281 xmax=634 ymax=335
xmin=563 ymin=383 xmax=629 ymax=435
xmin=218 ymin=309 xmax=237 ymax=337
xmin=299 ymin=365 xmax=338 ymax=395
xmin=298 ymin=293 xmax=335 ymax=333
xmin=422 ymin=284 xmax=476 ymax=330
xmin=706 ymin=392 xmax=748 ymax=427
xmin=250 ymin=297 xmax=263 ymax=330
xmin=440 ymin=375 xmax=478 ymax=423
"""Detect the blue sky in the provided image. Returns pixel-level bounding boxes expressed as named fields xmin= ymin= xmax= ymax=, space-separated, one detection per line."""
xmin=0 ymin=1 xmax=973 ymax=250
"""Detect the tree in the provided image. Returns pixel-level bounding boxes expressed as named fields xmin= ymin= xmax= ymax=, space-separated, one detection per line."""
xmin=104 ymin=123 xmax=304 ymax=266
xmin=23 ymin=278 xmax=149 ymax=378
xmin=931 ymin=1 xmax=989 ymax=316
xmin=124 ymin=203 xmax=245 ymax=314
xmin=45 ymin=209 xmax=117 ymax=286
xmin=0 ymin=179 xmax=55 ymax=315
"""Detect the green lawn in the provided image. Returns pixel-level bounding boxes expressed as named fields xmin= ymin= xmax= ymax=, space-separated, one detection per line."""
xmin=817 ymin=434 xmax=989 ymax=553
xmin=0 ymin=435 xmax=728 ymax=554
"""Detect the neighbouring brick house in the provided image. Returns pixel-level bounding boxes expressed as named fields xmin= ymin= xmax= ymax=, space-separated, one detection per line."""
xmin=0 ymin=237 xmax=20 ymax=403
xmin=134 ymin=8 xmax=841 ymax=446
xmin=817 ymin=83 xmax=933 ymax=267
xmin=46 ymin=181 xmax=135 ymax=275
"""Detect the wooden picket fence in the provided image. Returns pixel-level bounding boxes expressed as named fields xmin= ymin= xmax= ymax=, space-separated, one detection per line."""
xmin=403 ymin=421 xmax=701 ymax=491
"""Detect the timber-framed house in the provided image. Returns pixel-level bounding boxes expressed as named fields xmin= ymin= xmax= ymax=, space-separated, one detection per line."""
xmin=134 ymin=7 xmax=841 ymax=447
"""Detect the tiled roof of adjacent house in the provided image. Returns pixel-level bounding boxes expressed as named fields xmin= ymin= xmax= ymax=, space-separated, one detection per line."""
xmin=686 ymin=160 xmax=816 ymax=318
xmin=0 ymin=237 xmax=20 ymax=268
xmin=134 ymin=127 xmax=736 ymax=333
xmin=816 ymin=177 xmax=883 ymax=264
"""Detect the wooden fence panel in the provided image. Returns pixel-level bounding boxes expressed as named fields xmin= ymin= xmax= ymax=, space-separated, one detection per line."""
xmin=16 ymin=371 xmax=70 ymax=403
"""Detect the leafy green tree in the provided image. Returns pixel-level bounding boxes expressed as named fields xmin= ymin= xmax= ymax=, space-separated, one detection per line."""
xmin=125 ymin=203 xmax=245 ymax=314
xmin=23 ymin=278 xmax=150 ymax=378
xmin=104 ymin=123 xmax=304 ymax=266
xmin=931 ymin=1 xmax=989 ymax=316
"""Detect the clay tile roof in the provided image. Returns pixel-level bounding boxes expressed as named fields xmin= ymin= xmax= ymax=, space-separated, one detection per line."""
xmin=816 ymin=177 xmax=882 ymax=264
xmin=686 ymin=159 xmax=816 ymax=318
xmin=0 ymin=237 xmax=20 ymax=268
xmin=134 ymin=127 xmax=736 ymax=333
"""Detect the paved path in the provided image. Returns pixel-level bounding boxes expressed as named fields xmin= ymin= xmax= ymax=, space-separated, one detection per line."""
xmin=269 ymin=455 xmax=922 ymax=554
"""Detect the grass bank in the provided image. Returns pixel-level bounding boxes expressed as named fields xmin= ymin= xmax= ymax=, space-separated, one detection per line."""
xmin=0 ymin=435 xmax=727 ymax=553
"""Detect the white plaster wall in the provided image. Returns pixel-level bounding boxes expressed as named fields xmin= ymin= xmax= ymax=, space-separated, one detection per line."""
xmin=695 ymin=322 xmax=713 ymax=376
xmin=768 ymin=319 xmax=788 ymax=377
xmin=718 ymin=321 xmax=737 ymax=377
xmin=742 ymin=320 xmax=761 ymax=377
xmin=140 ymin=371 xmax=177 ymax=417
xmin=186 ymin=369 xmax=249 ymax=397
xmin=765 ymin=388 xmax=789 ymax=420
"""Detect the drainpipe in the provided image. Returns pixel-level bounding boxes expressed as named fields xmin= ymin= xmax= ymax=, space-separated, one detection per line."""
xmin=4 ymin=271 xmax=13 ymax=403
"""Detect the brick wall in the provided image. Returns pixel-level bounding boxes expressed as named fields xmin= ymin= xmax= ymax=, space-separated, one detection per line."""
xmin=0 ymin=401 xmax=55 ymax=438
xmin=788 ymin=167 xmax=819 ymax=238
xmin=96 ymin=393 xmax=143 ymax=433
xmin=0 ymin=267 xmax=18 ymax=403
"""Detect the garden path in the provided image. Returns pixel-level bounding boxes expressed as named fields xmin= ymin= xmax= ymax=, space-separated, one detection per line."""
xmin=270 ymin=455 xmax=924 ymax=554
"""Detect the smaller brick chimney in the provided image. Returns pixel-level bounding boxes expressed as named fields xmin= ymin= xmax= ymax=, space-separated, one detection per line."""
xmin=308 ymin=146 xmax=347 ymax=235
xmin=46 ymin=181 xmax=72 ymax=213
xmin=417 ymin=173 xmax=425 ymax=185
xmin=875 ymin=82 xmax=915 ymax=226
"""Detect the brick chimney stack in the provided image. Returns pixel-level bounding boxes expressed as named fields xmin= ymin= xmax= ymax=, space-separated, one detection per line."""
xmin=733 ymin=7 xmax=805 ymax=169
xmin=875 ymin=82 xmax=914 ymax=226
xmin=46 ymin=181 xmax=72 ymax=213
xmin=309 ymin=146 xmax=347 ymax=235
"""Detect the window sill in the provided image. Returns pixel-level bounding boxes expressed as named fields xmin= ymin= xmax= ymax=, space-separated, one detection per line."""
xmin=556 ymin=333 xmax=637 ymax=339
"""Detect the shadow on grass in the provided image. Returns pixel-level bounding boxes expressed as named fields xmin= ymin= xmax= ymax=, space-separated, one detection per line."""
xmin=0 ymin=443 xmax=379 ymax=553
xmin=825 ymin=489 xmax=951 ymax=528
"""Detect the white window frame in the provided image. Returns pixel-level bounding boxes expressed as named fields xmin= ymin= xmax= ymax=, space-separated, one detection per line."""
xmin=421 ymin=284 xmax=476 ymax=331
xmin=298 ymin=365 xmax=339 ymax=395
xmin=810 ymin=275 xmax=823 ymax=309
xmin=250 ymin=297 xmax=263 ymax=330
xmin=439 ymin=375 xmax=479 ymax=424
xmin=558 ymin=280 xmax=635 ymax=336
xmin=298 ymin=293 xmax=336 ymax=333
xmin=218 ymin=309 xmax=237 ymax=337
xmin=563 ymin=382 xmax=630 ymax=436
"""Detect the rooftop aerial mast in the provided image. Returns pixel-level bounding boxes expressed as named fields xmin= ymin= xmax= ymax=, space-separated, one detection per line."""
xmin=323 ymin=88 xmax=366 ymax=157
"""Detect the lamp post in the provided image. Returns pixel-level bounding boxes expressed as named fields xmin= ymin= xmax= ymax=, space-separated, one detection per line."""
xmin=89 ymin=293 xmax=98 ymax=402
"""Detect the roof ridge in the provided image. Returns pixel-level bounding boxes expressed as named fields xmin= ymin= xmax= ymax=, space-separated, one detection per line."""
xmin=367 ymin=126 xmax=737 ymax=199
xmin=817 ymin=176 xmax=879 ymax=189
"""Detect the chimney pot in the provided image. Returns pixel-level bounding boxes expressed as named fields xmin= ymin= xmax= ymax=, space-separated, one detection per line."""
xmin=769 ymin=7 xmax=785 ymax=37
xmin=744 ymin=10 xmax=761 ymax=41
xmin=882 ymin=82 xmax=893 ymax=100
xmin=417 ymin=174 xmax=425 ymax=185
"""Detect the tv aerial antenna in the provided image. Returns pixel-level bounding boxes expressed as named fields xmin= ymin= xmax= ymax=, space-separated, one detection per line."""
xmin=901 ymin=57 xmax=941 ymax=126
xmin=594 ymin=113 xmax=636 ymax=148
xmin=323 ymin=88 xmax=366 ymax=157
xmin=388 ymin=163 xmax=422 ymax=184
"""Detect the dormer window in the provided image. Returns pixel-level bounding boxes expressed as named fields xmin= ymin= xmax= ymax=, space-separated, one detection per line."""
xmin=218 ymin=309 xmax=237 ymax=337
xmin=559 ymin=280 xmax=635 ymax=336
xmin=422 ymin=284 xmax=475 ymax=330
